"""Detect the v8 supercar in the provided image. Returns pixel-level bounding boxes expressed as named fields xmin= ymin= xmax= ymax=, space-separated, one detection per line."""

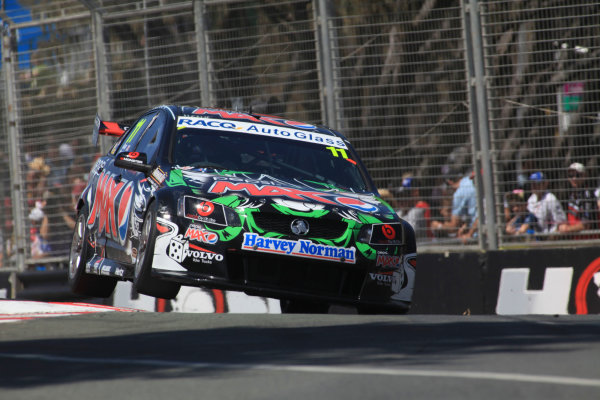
xmin=69 ymin=105 xmax=416 ymax=313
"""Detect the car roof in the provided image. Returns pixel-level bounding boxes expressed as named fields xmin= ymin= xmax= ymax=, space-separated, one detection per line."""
xmin=155 ymin=105 xmax=348 ymax=141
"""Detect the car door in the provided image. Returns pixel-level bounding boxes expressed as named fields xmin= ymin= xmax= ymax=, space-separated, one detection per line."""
xmin=102 ymin=110 xmax=166 ymax=264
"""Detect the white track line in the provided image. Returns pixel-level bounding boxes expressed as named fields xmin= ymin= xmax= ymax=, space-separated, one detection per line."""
xmin=0 ymin=352 xmax=598 ymax=388
xmin=0 ymin=301 xmax=139 ymax=323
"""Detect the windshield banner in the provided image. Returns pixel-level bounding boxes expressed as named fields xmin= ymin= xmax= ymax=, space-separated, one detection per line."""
xmin=176 ymin=116 xmax=347 ymax=149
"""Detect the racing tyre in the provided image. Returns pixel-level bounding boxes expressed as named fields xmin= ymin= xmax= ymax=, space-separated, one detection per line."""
xmin=69 ymin=207 xmax=117 ymax=298
xmin=134 ymin=201 xmax=180 ymax=299
xmin=280 ymin=299 xmax=329 ymax=314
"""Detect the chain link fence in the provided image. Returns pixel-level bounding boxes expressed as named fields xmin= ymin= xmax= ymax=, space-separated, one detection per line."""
xmin=1 ymin=0 xmax=599 ymax=277
xmin=482 ymin=0 xmax=600 ymax=247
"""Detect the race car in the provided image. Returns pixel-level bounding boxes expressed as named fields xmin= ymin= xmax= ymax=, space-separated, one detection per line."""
xmin=69 ymin=105 xmax=416 ymax=313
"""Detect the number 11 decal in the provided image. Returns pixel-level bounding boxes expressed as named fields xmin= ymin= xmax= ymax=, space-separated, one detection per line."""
xmin=326 ymin=146 xmax=356 ymax=164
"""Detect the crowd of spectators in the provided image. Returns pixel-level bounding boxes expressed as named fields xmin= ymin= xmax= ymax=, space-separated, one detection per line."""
xmin=384 ymin=160 xmax=600 ymax=244
xmin=0 ymin=140 xmax=93 ymax=269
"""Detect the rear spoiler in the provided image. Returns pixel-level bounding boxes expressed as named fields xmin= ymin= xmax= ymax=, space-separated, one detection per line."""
xmin=92 ymin=114 xmax=129 ymax=146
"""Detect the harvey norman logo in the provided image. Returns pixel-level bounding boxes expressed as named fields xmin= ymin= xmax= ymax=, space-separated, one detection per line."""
xmin=242 ymin=232 xmax=355 ymax=264
xmin=176 ymin=116 xmax=347 ymax=149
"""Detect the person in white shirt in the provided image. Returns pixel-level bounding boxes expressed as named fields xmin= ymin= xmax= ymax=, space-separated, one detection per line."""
xmin=527 ymin=171 xmax=566 ymax=233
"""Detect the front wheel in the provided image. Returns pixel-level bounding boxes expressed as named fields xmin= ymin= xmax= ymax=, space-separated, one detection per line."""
xmin=134 ymin=201 xmax=180 ymax=299
xmin=68 ymin=208 xmax=117 ymax=298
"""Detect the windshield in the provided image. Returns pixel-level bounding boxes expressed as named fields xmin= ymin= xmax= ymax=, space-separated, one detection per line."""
xmin=171 ymin=128 xmax=370 ymax=192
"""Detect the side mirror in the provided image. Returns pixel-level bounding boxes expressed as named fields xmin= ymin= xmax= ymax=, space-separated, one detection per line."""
xmin=114 ymin=152 xmax=153 ymax=174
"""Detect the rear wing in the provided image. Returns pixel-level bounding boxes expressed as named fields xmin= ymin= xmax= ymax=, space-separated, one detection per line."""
xmin=92 ymin=114 xmax=129 ymax=146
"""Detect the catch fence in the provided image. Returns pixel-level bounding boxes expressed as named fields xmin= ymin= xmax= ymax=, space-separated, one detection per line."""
xmin=1 ymin=0 xmax=599 ymax=277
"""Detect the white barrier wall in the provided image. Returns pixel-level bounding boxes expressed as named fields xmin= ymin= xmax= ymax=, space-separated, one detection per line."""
xmin=112 ymin=281 xmax=281 ymax=313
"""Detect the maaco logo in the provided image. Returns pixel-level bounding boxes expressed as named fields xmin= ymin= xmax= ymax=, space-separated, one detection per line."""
xmin=87 ymin=171 xmax=134 ymax=245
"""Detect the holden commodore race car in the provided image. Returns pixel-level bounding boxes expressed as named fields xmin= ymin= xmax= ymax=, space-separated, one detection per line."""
xmin=69 ymin=105 xmax=416 ymax=313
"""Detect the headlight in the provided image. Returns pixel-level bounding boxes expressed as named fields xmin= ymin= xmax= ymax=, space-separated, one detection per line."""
xmin=358 ymin=223 xmax=404 ymax=245
xmin=178 ymin=196 xmax=241 ymax=227
xmin=357 ymin=225 xmax=373 ymax=244
xmin=223 ymin=206 xmax=242 ymax=227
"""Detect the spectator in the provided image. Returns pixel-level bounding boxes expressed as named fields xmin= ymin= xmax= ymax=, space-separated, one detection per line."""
xmin=504 ymin=189 xmax=538 ymax=236
xmin=431 ymin=169 xmax=478 ymax=240
xmin=394 ymin=176 xmax=432 ymax=240
xmin=558 ymin=163 xmax=598 ymax=236
xmin=40 ymin=188 xmax=76 ymax=256
xmin=527 ymin=172 xmax=566 ymax=234
xmin=26 ymin=156 xmax=50 ymax=207
xmin=378 ymin=188 xmax=399 ymax=214
xmin=28 ymin=200 xmax=51 ymax=260
xmin=46 ymin=143 xmax=74 ymax=188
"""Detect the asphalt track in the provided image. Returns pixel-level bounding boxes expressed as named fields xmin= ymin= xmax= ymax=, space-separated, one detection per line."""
xmin=0 ymin=302 xmax=599 ymax=400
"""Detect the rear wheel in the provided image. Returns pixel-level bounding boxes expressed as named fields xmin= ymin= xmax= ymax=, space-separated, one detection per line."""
xmin=280 ymin=299 xmax=329 ymax=314
xmin=134 ymin=202 xmax=180 ymax=299
xmin=68 ymin=208 xmax=117 ymax=298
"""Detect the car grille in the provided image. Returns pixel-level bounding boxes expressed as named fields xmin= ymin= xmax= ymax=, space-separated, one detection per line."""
xmin=251 ymin=212 xmax=349 ymax=239
xmin=228 ymin=252 xmax=366 ymax=300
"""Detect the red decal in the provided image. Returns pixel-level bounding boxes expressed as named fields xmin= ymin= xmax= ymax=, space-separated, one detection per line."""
xmin=101 ymin=121 xmax=126 ymax=137
xmin=101 ymin=176 xmax=125 ymax=238
xmin=184 ymin=227 xmax=218 ymax=244
xmin=196 ymin=201 xmax=215 ymax=216
xmin=118 ymin=184 xmax=133 ymax=227
xmin=382 ymin=224 xmax=396 ymax=240
xmin=156 ymin=299 xmax=167 ymax=312
xmin=189 ymin=243 xmax=215 ymax=253
xmin=575 ymin=257 xmax=600 ymax=314
xmin=212 ymin=289 xmax=225 ymax=313
xmin=193 ymin=108 xmax=260 ymax=123
xmin=128 ymin=152 xmax=139 ymax=159
xmin=376 ymin=254 xmax=401 ymax=268
xmin=335 ymin=196 xmax=378 ymax=212
xmin=156 ymin=223 xmax=169 ymax=234
xmin=88 ymin=171 xmax=110 ymax=226
xmin=87 ymin=171 xmax=133 ymax=243
xmin=208 ymin=181 xmax=336 ymax=205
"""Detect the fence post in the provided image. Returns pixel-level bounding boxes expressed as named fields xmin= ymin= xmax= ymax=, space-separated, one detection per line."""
xmin=1 ymin=24 xmax=27 ymax=294
xmin=85 ymin=3 xmax=112 ymax=154
xmin=464 ymin=0 xmax=498 ymax=250
xmin=315 ymin=0 xmax=338 ymax=129
xmin=195 ymin=1 xmax=214 ymax=108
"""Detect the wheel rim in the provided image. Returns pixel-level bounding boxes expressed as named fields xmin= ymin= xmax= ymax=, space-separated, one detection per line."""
xmin=69 ymin=215 xmax=85 ymax=279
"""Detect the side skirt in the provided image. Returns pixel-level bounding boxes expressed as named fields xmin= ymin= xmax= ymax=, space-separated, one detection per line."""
xmin=86 ymin=255 xmax=134 ymax=280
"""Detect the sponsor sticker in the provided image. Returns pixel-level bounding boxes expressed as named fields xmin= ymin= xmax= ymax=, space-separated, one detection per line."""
xmin=192 ymin=108 xmax=317 ymax=130
xmin=183 ymin=196 xmax=227 ymax=226
xmin=369 ymin=271 xmax=394 ymax=284
xmin=376 ymin=253 xmax=402 ymax=269
xmin=184 ymin=224 xmax=219 ymax=244
xmin=149 ymin=166 xmax=166 ymax=186
xmin=368 ymin=270 xmax=404 ymax=293
xmin=242 ymin=232 xmax=355 ymax=264
xmin=167 ymin=236 xmax=224 ymax=264
xmin=87 ymin=171 xmax=134 ymax=245
xmin=209 ymin=181 xmax=379 ymax=213
xmin=369 ymin=223 xmax=403 ymax=245
xmin=176 ymin=116 xmax=347 ymax=149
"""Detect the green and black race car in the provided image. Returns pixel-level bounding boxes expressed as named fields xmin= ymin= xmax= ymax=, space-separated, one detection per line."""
xmin=69 ymin=105 xmax=416 ymax=313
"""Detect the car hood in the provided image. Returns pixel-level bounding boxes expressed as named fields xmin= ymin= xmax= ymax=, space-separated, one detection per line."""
xmin=166 ymin=168 xmax=397 ymax=220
